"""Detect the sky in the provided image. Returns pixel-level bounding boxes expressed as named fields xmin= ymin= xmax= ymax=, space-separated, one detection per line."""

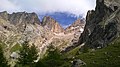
xmin=0 ymin=0 xmax=96 ymax=28
xmin=0 ymin=0 xmax=96 ymax=17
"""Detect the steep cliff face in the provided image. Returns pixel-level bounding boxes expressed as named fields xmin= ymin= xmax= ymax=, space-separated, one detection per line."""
xmin=0 ymin=11 xmax=40 ymax=25
xmin=42 ymin=16 xmax=64 ymax=33
xmin=79 ymin=0 xmax=120 ymax=48
xmin=0 ymin=11 xmax=50 ymax=56
xmin=65 ymin=18 xmax=85 ymax=34
xmin=65 ymin=19 xmax=85 ymax=45
xmin=61 ymin=19 xmax=85 ymax=52
xmin=8 ymin=12 xmax=40 ymax=25
xmin=0 ymin=11 xmax=41 ymax=32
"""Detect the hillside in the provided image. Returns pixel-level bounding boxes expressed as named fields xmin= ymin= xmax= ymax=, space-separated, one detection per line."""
xmin=78 ymin=0 xmax=120 ymax=49
xmin=64 ymin=0 xmax=120 ymax=67
xmin=64 ymin=38 xmax=120 ymax=67
xmin=0 ymin=10 xmax=85 ymax=61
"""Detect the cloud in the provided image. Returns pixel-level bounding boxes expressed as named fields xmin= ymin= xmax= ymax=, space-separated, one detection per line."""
xmin=0 ymin=0 xmax=22 ymax=13
xmin=0 ymin=0 xmax=96 ymax=17
xmin=62 ymin=24 xmax=71 ymax=29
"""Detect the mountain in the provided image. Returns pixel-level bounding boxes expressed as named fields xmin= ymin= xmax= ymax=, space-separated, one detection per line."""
xmin=79 ymin=0 xmax=120 ymax=48
xmin=41 ymin=16 xmax=64 ymax=33
xmin=65 ymin=18 xmax=85 ymax=34
xmin=64 ymin=18 xmax=85 ymax=45
xmin=39 ymin=12 xmax=82 ymax=28
xmin=62 ymin=0 xmax=120 ymax=67
xmin=63 ymin=0 xmax=120 ymax=52
xmin=0 ymin=11 xmax=85 ymax=57
xmin=3 ymin=0 xmax=120 ymax=66
xmin=0 ymin=10 xmax=87 ymax=67
xmin=8 ymin=12 xmax=40 ymax=25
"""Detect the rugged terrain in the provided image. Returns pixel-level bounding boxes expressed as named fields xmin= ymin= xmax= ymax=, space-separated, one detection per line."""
xmin=0 ymin=11 xmax=85 ymax=59
xmin=78 ymin=0 xmax=120 ymax=49
xmin=64 ymin=0 xmax=120 ymax=67
xmin=1 ymin=0 xmax=120 ymax=66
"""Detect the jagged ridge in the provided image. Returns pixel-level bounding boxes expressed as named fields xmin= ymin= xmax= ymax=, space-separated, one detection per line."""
xmin=78 ymin=0 xmax=120 ymax=49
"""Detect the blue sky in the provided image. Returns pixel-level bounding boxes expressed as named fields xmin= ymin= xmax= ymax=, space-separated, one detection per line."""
xmin=0 ymin=0 xmax=96 ymax=28
xmin=39 ymin=12 xmax=81 ymax=28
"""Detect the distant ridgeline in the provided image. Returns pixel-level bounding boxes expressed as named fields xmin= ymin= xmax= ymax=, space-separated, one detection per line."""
xmin=39 ymin=12 xmax=83 ymax=28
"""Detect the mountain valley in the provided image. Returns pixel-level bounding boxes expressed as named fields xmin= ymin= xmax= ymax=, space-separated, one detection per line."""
xmin=0 ymin=11 xmax=85 ymax=58
xmin=0 ymin=0 xmax=120 ymax=67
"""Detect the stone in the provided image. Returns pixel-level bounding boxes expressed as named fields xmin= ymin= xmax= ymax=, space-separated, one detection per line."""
xmin=10 ymin=52 xmax=19 ymax=59
xmin=72 ymin=59 xmax=86 ymax=67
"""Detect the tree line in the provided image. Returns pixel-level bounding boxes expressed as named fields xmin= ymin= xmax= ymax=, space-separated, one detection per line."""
xmin=0 ymin=41 xmax=70 ymax=67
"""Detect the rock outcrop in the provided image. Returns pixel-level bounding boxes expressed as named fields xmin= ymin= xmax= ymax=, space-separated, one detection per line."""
xmin=42 ymin=16 xmax=64 ymax=33
xmin=9 ymin=12 xmax=40 ymax=25
xmin=78 ymin=0 xmax=120 ymax=49
xmin=0 ymin=11 xmax=49 ymax=57
xmin=46 ymin=18 xmax=85 ymax=51
xmin=61 ymin=19 xmax=85 ymax=52
xmin=65 ymin=18 xmax=85 ymax=44
xmin=65 ymin=18 xmax=85 ymax=34
xmin=72 ymin=59 xmax=86 ymax=67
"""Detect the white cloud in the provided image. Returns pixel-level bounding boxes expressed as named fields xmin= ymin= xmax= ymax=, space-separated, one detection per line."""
xmin=62 ymin=24 xmax=71 ymax=29
xmin=0 ymin=0 xmax=96 ymax=17
xmin=0 ymin=0 xmax=22 ymax=13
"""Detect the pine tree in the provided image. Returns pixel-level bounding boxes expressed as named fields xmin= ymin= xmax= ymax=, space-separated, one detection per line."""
xmin=0 ymin=42 xmax=9 ymax=67
xmin=45 ymin=45 xmax=61 ymax=60
xmin=36 ymin=45 xmax=64 ymax=67
xmin=16 ymin=41 xmax=38 ymax=67
xmin=28 ymin=44 xmax=38 ymax=65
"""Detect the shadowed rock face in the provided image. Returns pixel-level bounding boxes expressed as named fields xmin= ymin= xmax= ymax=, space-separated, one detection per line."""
xmin=0 ymin=11 xmax=40 ymax=25
xmin=0 ymin=11 xmax=45 ymax=44
xmin=42 ymin=16 xmax=64 ymax=33
xmin=9 ymin=12 xmax=40 ymax=25
xmin=0 ymin=11 xmax=41 ymax=33
xmin=78 ymin=0 xmax=120 ymax=49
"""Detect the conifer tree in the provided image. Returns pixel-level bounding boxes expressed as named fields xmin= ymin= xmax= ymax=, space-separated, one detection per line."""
xmin=0 ymin=42 xmax=9 ymax=67
xmin=16 ymin=41 xmax=38 ymax=67
xmin=36 ymin=45 xmax=64 ymax=67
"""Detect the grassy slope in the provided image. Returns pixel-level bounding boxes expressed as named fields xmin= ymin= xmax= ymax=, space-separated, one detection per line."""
xmin=10 ymin=43 xmax=21 ymax=52
xmin=64 ymin=38 xmax=120 ymax=67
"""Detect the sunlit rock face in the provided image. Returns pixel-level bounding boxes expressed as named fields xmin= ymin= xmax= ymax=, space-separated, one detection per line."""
xmin=42 ymin=16 xmax=64 ymax=33
xmin=65 ymin=18 xmax=85 ymax=34
xmin=0 ymin=11 xmax=85 ymax=56
xmin=65 ymin=18 xmax=85 ymax=45
xmin=78 ymin=0 xmax=120 ymax=49
xmin=0 ymin=11 xmax=50 ymax=56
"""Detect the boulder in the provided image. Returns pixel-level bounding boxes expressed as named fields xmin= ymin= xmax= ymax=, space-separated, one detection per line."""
xmin=72 ymin=59 xmax=86 ymax=67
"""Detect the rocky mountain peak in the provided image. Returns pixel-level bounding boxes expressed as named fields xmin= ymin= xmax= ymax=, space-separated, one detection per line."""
xmin=0 ymin=11 xmax=8 ymax=21
xmin=0 ymin=11 xmax=8 ymax=15
xmin=65 ymin=18 xmax=85 ymax=34
xmin=0 ymin=11 xmax=86 ymax=58
xmin=69 ymin=18 xmax=85 ymax=27
xmin=78 ymin=0 xmax=120 ymax=49
xmin=8 ymin=12 xmax=40 ymax=25
xmin=42 ymin=16 xmax=64 ymax=33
